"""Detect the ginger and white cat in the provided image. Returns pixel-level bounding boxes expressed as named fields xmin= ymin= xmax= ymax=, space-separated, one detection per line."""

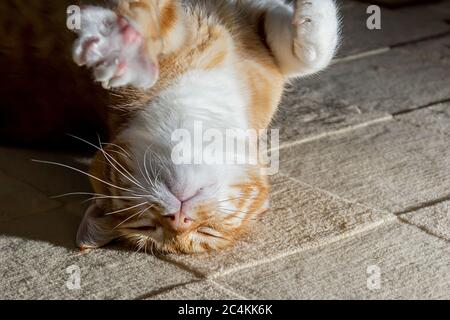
xmin=2 ymin=0 xmax=339 ymax=253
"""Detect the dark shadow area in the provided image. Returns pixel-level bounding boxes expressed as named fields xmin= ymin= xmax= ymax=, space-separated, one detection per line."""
xmin=0 ymin=143 xmax=95 ymax=250
xmin=356 ymin=0 xmax=443 ymax=10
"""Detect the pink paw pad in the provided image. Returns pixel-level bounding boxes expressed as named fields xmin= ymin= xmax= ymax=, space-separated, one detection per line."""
xmin=118 ymin=17 xmax=141 ymax=45
xmin=72 ymin=6 xmax=159 ymax=89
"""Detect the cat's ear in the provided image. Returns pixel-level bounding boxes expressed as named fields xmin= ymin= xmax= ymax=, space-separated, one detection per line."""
xmin=76 ymin=202 xmax=120 ymax=250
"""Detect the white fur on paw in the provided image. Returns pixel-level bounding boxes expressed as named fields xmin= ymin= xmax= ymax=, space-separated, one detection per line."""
xmin=72 ymin=6 xmax=158 ymax=89
xmin=293 ymin=0 xmax=339 ymax=65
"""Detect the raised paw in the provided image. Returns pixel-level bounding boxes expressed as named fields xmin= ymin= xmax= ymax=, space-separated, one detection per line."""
xmin=293 ymin=0 xmax=339 ymax=66
xmin=72 ymin=6 xmax=158 ymax=89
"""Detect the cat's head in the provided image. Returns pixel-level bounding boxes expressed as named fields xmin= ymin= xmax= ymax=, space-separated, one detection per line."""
xmin=76 ymin=139 xmax=269 ymax=254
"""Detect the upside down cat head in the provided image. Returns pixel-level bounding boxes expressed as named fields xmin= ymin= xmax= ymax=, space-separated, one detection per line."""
xmin=77 ymin=138 xmax=270 ymax=253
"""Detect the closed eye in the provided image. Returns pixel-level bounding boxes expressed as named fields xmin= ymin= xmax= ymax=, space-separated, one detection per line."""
xmin=197 ymin=227 xmax=225 ymax=239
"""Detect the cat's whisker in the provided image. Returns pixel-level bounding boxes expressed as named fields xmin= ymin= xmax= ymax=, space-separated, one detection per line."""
xmin=147 ymin=147 xmax=158 ymax=179
xmin=90 ymin=195 xmax=141 ymax=200
xmin=142 ymin=146 xmax=168 ymax=191
xmin=104 ymin=201 xmax=148 ymax=216
xmin=67 ymin=134 xmax=145 ymax=191
xmin=216 ymin=214 xmax=252 ymax=222
xmin=101 ymin=142 xmax=131 ymax=159
xmin=217 ymin=206 xmax=252 ymax=215
xmin=143 ymin=145 xmax=155 ymax=189
xmin=83 ymin=195 xmax=143 ymax=204
xmin=101 ymin=149 xmax=129 ymax=159
xmin=216 ymin=195 xmax=259 ymax=204
xmin=113 ymin=204 xmax=154 ymax=229
xmin=140 ymin=236 xmax=147 ymax=255
xmin=142 ymin=240 xmax=148 ymax=255
xmin=195 ymin=227 xmax=231 ymax=241
xmin=32 ymin=159 xmax=134 ymax=193
xmin=51 ymin=192 xmax=106 ymax=199
xmin=134 ymin=236 xmax=146 ymax=255
xmin=96 ymin=135 xmax=147 ymax=190
xmin=137 ymin=158 xmax=152 ymax=186
xmin=146 ymin=146 xmax=172 ymax=178
xmin=216 ymin=208 xmax=258 ymax=222
xmin=149 ymin=238 xmax=155 ymax=256
xmin=154 ymin=167 xmax=163 ymax=187
xmin=94 ymin=135 xmax=147 ymax=191
xmin=51 ymin=192 xmax=144 ymax=207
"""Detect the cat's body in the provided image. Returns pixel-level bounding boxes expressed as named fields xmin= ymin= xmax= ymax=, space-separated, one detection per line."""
xmin=1 ymin=0 xmax=339 ymax=253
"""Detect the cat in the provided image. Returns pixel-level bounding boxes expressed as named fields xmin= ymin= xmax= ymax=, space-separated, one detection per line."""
xmin=1 ymin=0 xmax=339 ymax=253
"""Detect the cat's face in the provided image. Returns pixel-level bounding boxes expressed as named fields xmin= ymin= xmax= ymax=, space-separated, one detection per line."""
xmin=76 ymin=141 xmax=269 ymax=254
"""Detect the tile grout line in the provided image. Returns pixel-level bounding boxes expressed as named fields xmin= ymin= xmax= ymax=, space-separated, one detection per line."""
xmin=0 ymin=161 xmax=86 ymax=204
xmin=332 ymin=29 xmax=450 ymax=65
xmin=0 ymin=168 xmax=65 ymax=223
xmin=273 ymin=94 xmax=449 ymax=156
xmin=390 ymin=30 xmax=450 ymax=49
xmin=131 ymin=278 xmax=249 ymax=300
xmin=394 ymin=193 xmax=450 ymax=216
xmin=0 ymin=205 xmax=66 ymax=225
xmin=208 ymin=216 xmax=398 ymax=280
xmin=153 ymin=171 xmax=393 ymax=284
xmin=278 ymin=173 xmax=394 ymax=216
xmin=0 ymin=167 xmax=63 ymax=203
xmin=159 ymin=170 xmax=397 ymax=283
xmin=283 ymin=173 xmax=450 ymax=243
xmin=275 ymin=96 xmax=450 ymax=154
xmin=393 ymin=108 xmax=450 ymax=140
xmin=332 ymin=47 xmax=391 ymax=64
xmin=132 ymin=280 xmax=202 ymax=300
xmin=158 ymin=172 xmax=395 ymax=282
xmin=392 ymin=98 xmax=450 ymax=117
xmin=207 ymin=279 xmax=249 ymax=300
xmin=157 ymin=255 xmax=207 ymax=279
xmin=397 ymin=216 xmax=450 ymax=244
xmin=273 ymin=115 xmax=393 ymax=152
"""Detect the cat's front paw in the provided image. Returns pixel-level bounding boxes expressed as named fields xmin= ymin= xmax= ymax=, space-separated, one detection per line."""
xmin=72 ymin=6 xmax=158 ymax=89
xmin=293 ymin=0 xmax=339 ymax=66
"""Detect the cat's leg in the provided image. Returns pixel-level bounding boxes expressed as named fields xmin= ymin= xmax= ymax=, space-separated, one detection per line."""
xmin=265 ymin=0 xmax=340 ymax=77
xmin=72 ymin=5 xmax=160 ymax=89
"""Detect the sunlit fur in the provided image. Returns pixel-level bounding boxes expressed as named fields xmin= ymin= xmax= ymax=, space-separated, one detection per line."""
xmin=1 ymin=0 xmax=339 ymax=253
xmin=81 ymin=141 xmax=269 ymax=253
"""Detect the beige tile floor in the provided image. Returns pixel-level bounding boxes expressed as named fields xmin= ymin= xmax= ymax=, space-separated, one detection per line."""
xmin=1 ymin=0 xmax=449 ymax=299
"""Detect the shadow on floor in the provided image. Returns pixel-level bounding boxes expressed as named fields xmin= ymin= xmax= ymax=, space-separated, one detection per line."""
xmin=0 ymin=144 xmax=96 ymax=250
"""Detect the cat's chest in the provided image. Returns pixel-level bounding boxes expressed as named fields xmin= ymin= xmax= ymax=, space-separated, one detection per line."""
xmin=159 ymin=67 xmax=250 ymax=129
xmin=123 ymin=65 xmax=250 ymax=146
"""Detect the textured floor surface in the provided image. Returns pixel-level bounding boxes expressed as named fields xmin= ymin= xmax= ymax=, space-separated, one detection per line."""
xmin=1 ymin=0 xmax=449 ymax=299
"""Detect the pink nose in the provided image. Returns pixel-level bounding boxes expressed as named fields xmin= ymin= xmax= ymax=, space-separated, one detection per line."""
xmin=163 ymin=210 xmax=193 ymax=232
